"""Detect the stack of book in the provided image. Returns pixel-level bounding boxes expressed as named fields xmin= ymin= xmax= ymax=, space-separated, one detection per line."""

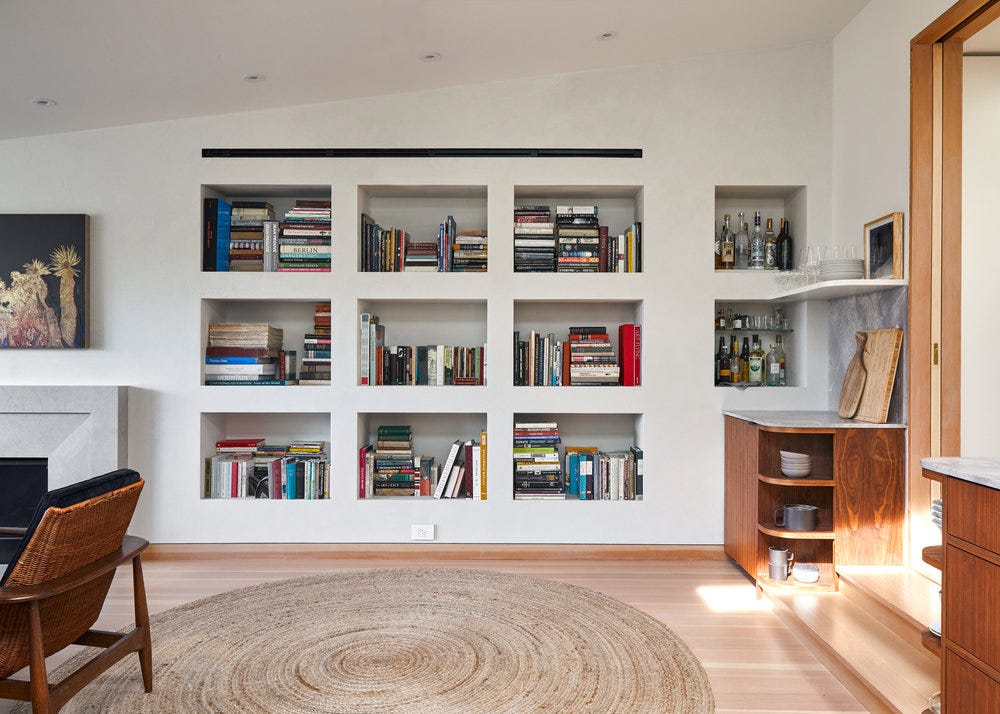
xmin=362 ymin=425 xmax=416 ymax=497
xmin=452 ymin=229 xmax=488 ymax=272
xmin=514 ymin=205 xmax=555 ymax=272
xmin=404 ymin=234 xmax=438 ymax=272
xmin=513 ymin=422 xmax=563 ymax=499
xmin=564 ymin=446 xmax=643 ymax=500
xmin=279 ymin=200 xmax=331 ymax=272
xmin=555 ymin=206 xmax=600 ymax=272
xmin=568 ymin=326 xmax=620 ymax=386
xmin=281 ymin=441 xmax=329 ymax=499
xmin=299 ymin=301 xmax=331 ymax=385
xmin=229 ymin=202 xmax=273 ymax=271
xmin=205 ymin=322 xmax=284 ymax=386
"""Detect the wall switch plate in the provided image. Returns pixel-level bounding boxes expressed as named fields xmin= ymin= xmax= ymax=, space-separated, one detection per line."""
xmin=411 ymin=524 xmax=435 ymax=541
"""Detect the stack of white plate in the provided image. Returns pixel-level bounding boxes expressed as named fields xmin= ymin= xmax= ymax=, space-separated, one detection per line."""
xmin=779 ymin=450 xmax=811 ymax=477
xmin=819 ymin=258 xmax=864 ymax=281
xmin=931 ymin=498 xmax=942 ymax=528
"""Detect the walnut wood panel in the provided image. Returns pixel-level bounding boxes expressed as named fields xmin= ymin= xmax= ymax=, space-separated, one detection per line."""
xmin=833 ymin=429 xmax=905 ymax=566
xmin=756 ymin=532 xmax=834 ymax=586
xmin=757 ymin=431 xmax=834 ymax=481
xmin=757 ymin=483 xmax=833 ymax=542
xmin=922 ymin=630 xmax=942 ymax=658
xmin=943 ymin=648 xmax=1000 ymax=714
xmin=945 ymin=476 xmax=1000 ymax=555
xmin=724 ymin=416 xmax=758 ymax=577
xmin=944 ymin=545 xmax=1000 ymax=675
xmin=922 ymin=545 xmax=943 ymax=571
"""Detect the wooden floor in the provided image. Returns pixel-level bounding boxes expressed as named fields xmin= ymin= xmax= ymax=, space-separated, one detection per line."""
xmin=2 ymin=547 xmax=869 ymax=713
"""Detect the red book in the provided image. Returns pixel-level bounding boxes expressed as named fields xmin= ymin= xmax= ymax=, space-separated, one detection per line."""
xmin=206 ymin=346 xmax=280 ymax=358
xmin=216 ymin=438 xmax=264 ymax=449
xmin=231 ymin=460 xmax=239 ymax=498
xmin=358 ymin=445 xmax=370 ymax=499
xmin=562 ymin=341 xmax=571 ymax=385
xmin=463 ymin=441 xmax=474 ymax=498
xmin=618 ymin=323 xmax=642 ymax=386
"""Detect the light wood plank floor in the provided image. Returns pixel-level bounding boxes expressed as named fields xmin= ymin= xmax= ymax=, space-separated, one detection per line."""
xmin=2 ymin=549 xmax=868 ymax=713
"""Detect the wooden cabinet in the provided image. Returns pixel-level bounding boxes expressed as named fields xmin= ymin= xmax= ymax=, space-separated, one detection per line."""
xmin=921 ymin=467 xmax=1000 ymax=713
xmin=724 ymin=413 xmax=905 ymax=591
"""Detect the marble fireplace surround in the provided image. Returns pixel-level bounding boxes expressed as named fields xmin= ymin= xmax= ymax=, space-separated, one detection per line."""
xmin=0 ymin=386 xmax=128 ymax=490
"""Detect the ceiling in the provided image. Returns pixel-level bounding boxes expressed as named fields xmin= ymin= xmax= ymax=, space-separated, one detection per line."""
xmin=0 ymin=0 xmax=869 ymax=141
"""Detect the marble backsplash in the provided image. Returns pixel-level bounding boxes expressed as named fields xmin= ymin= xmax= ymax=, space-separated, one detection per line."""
xmin=827 ymin=287 xmax=908 ymax=424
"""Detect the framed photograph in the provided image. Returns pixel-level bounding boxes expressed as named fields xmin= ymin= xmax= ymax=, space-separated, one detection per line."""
xmin=864 ymin=212 xmax=903 ymax=280
xmin=0 ymin=214 xmax=89 ymax=348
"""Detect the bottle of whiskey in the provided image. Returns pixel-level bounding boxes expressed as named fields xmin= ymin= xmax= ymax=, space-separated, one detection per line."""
xmin=764 ymin=217 xmax=778 ymax=270
xmin=715 ymin=336 xmax=726 ymax=385
xmin=749 ymin=211 xmax=765 ymax=270
xmin=748 ymin=334 xmax=764 ymax=385
xmin=740 ymin=337 xmax=751 ymax=382
xmin=720 ymin=214 xmax=735 ymax=270
xmin=734 ymin=212 xmax=749 ymax=270
xmin=777 ymin=218 xmax=794 ymax=271
xmin=717 ymin=338 xmax=731 ymax=384
xmin=730 ymin=335 xmax=743 ymax=384
xmin=714 ymin=219 xmax=723 ymax=270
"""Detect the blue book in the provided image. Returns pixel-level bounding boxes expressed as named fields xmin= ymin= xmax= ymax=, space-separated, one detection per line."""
xmin=205 ymin=356 xmax=274 ymax=364
xmin=567 ymin=453 xmax=580 ymax=497
xmin=286 ymin=460 xmax=297 ymax=499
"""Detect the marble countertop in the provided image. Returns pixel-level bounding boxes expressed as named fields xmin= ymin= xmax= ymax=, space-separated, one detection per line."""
xmin=724 ymin=410 xmax=906 ymax=429
xmin=921 ymin=457 xmax=1000 ymax=491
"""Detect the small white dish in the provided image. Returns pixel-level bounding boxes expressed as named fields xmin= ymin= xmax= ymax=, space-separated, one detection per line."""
xmin=779 ymin=450 xmax=809 ymax=459
xmin=792 ymin=563 xmax=820 ymax=583
xmin=929 ymin=619 xmax=941 ymax=637
xmin=781 ymin=468 xmax=811 ymax=477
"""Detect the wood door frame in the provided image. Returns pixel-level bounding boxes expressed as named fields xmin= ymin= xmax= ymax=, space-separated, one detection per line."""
xmin=910 ymin=0 xmax=1000 ymax=568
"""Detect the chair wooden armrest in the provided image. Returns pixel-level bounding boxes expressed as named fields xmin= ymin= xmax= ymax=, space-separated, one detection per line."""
xmin=0 ymin=536 xmax=148 ymax=604
xmin=0 ymin=527 xmax=27 ymax=536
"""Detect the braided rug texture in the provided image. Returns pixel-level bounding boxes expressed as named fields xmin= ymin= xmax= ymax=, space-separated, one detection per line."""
xmin=33 ymin=568 xmax=714 ymax=713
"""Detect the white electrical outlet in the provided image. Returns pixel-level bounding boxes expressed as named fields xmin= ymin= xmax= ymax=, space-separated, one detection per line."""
xmin=411 ymin=524 xmax=435 ymax=541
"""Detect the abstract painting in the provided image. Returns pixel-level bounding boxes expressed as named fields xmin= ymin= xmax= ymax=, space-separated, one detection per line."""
xmin=0 ymin=214 xmax=89 ymax=348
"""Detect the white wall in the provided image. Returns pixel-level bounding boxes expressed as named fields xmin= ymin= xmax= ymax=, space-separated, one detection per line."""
xmin=0 ymin=43 xmax=834 ymax=544
xmin=962 ymin=56 xmax=1000 ymax=456
xmin=832 ymin=0 xmax=952 ymax=254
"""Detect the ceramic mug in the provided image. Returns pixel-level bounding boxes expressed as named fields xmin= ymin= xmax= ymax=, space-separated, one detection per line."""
xmin=774 ymin=504 xmax=819 ymax=531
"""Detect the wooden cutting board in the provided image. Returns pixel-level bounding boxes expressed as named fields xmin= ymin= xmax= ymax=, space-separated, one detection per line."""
xmin=853 ymin=328 xmax=904 ymax=424
xmin=838 ymin=332 xmax=867 ymax=418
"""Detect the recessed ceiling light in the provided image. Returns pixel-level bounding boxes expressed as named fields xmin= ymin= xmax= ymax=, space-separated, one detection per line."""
xmin=596 ymin=31 xmax=616 ymax=41
xmin=242 ymin=74 xmax=266 ymax=83
xmin=421 ymin=52 xmax=442 ymax=62
xmin=31 ymin=98 xmax=57 ymax=107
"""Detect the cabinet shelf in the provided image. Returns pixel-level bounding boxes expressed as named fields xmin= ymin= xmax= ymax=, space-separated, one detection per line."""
xmin=757 ymin=523 xmax=835 ymax=540
xmin=921 ymin=629 xmax=942 ymax=658
xmin=771 ymin=278 xmax=907 ymax=303
xmin=922 ymin=545 xmax=943 ymax=570
xmin=758 ymin=474 xmax=834 ymax=487
xmin=757 ymin=573 xmax=837 ymax=593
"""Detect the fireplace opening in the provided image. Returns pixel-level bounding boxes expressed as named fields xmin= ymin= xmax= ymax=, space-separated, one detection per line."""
xmin=0 ymin=458 xmax=47 ymax=564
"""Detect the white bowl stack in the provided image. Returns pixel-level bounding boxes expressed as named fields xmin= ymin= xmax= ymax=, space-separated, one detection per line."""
xmin=779 ymin=450 xmax=811 ymax=477
xmin=819 ymin=258 xmax=864 ymax=281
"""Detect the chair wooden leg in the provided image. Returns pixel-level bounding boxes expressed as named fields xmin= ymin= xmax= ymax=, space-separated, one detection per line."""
xmin=132 ymin=556 xmax=153 ymax=693
xmin=27 ymin=601 xmax=52 ymax=713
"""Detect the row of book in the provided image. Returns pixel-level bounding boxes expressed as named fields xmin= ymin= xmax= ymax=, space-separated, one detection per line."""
xmin=513 ymin=324 xmax=640 ymax=386
xmin=514 ymin=205 xmax=642 ymax=273
xmin=203 ymin=199 xmax=332 ymax=272
xmin=360 ymin=213 xmax=488 ymax=272
xmin=359 ymin=313 xmax=485 ymax=385
xmin=205 ymin=439 xmax=329 ymax=499
xmin=358 ymin=425 xmax=487 ymax=498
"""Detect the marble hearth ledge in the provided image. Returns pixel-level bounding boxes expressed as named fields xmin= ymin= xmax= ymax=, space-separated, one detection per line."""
xmin=723 ymin=410 xmax=906 ymax=429
xmin=921 ymin=456 xmax=1000 ymax=491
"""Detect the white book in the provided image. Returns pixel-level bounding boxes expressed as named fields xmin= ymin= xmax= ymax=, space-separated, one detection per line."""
xmin=471 ymin=441 xmax=481 ymax=501
xmin=433 ymin=441 xmax=463 ymax=498
xmin=360 ymin=313 xmax=372 ymax=385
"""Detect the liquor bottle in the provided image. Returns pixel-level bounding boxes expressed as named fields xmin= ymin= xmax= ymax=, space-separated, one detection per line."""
xmin=740 ymin=337 xmax=751 ymax=382
xmin=749 ymin=211 xmax=765 ymax=270
xmin=715 ymin=336 xmax=726 ymax=385
xmin=777 ymin=218 xmax=794 ymax=271
xmin=775 ymin=334 xmax=786 ymax=386
xmin=766 ymin=335 xmax=787 ymax=386
xmin=717 ymin=339 xmax=731 ymax=384
xmin=714 ymin=220 xmax=723 ymax=270
xmin=716 ymin=308 xmax=726 ymax=330
xmin=732 ymin=312 xmax=743 ymax=330
xmin=730 ymin=335 xmax=743 ymax=384
xmin=764 ymin=217 xmax=778 ymax=269
xmin=720 ymin=214 xmax=735 ymax=270
xmin=748 ymin=334 xmax=765 ymax=385
xmin=734 ymin=212 xmax=749 ymax=270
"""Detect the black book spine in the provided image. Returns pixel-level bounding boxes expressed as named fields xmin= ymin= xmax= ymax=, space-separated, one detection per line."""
xmin=203 ymin=198 xmax=219 ymax=272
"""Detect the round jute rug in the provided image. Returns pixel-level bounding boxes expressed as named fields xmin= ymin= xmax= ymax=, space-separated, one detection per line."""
xmin=35 ymin=568 xmax=714 ymax=713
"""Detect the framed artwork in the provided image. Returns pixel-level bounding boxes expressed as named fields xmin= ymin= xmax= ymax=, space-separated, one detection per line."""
xmin=0 ymin=214 xmax=89 ymax=348
xmin=863 ymin=212 xmax=903 ymax=280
